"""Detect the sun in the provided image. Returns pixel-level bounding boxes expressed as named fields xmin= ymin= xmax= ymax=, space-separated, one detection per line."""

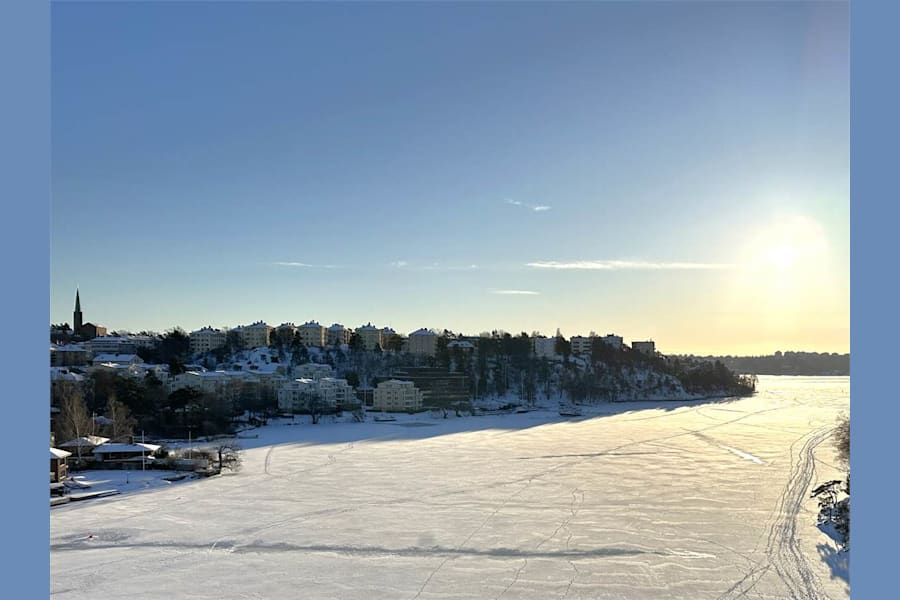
xmin=764 ymin=243 xmax=800 ymax=271
xmin=722 ymin=214 xmax=839 ymax=340
xmin=745 ymin=215 xmax=828 ymax=271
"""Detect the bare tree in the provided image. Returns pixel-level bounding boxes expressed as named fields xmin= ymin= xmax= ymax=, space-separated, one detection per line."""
xmin=103 ymin=397 xmax=136 ymax=442
xmin=212 ymin=441 xmax=242 ymax=472
xmin=57 ymin=388 xmax=92 ymax=462
xmin=307 ymin=394 xmax=323 ymax=425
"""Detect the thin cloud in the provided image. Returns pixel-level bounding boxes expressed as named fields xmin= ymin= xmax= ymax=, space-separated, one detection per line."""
xmin=506 ymin=199 xmax=551 ymax=212
xmin=526 ymin=260 xmax=732 ymax=270
xmin=389 ymin=260 xmax=409 ymax=268
xmin=490 ymin=289 xmax=540 ymax=295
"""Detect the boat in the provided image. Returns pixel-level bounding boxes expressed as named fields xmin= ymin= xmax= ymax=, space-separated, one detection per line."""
xmin=559 ymin=406 xmax=582 ymax=417
xmin=373 ymin=414 xmax=397 ymax=422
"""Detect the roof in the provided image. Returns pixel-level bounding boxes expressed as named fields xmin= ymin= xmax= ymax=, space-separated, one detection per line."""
xmin=51 ymin=344 xmax=86 ymax=352
xmin=50 ymin=448 xmax=72 ymax=459
xmin=328 ymin=323 xmax=345 ymax=330
xmin=379 ymin=379 xmax=414 ymax=386
xmin=92 ymin=443 xmax=161 ymax=454
xmin=59 ymin=436 xmax=109 ymax=448
xmin=301 ymin=321 xmax=323 ymax=328
xmin=92 ymin=353 xmax=138 ymax=363
xmin=191 ymin=326 xmax=223 ymax=335
xmin=357 ymin=323 xmax=378 ymax=331
xmin=50 ymin=368 xmax=85 ymax=382
xmin=448 ymin=341 xmax=474 ymax=349
xmin=409 ymin=328 xmax=434 ymax=336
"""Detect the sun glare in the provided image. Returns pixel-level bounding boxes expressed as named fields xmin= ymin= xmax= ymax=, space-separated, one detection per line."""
xmin=764 ymin=243 xmax=800 ymax=270
xmin=723 ymin=214 xmax=838 ymax=335
xmin=746 ymin=215 xmax=828 ymax=271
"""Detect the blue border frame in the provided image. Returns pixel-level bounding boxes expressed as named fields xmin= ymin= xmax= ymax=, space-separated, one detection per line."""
xmin=2 ymin=0 xmax=50 ymax=596
xmin=20 ymin=0 xmax=895 ymax=596
xmin=851 ymin=0 xmax=899 ymax=595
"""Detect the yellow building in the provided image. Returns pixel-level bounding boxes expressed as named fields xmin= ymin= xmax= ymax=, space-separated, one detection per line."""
xmin=373 ymin=379 xmax=423 ymax=412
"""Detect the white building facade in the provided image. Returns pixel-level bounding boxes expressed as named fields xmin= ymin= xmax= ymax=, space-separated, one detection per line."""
xmin=569 ymin=336 xmax=593 ymax=355
xmin=533 ymin=336 xmax=557 ymax=359
xmin=356 ymin=323 xmax=382 ymax=351
xmin=373 ymin=379 xmax=423 ymax=412
xmin=298 ymin=321 xmax=326 ymax=348
xmin=327 ymin=324 xmax=352 ymax=347
xmin=277 ymin=377 xmax=354 ymax=412
xmin=236 ymin=321 xmax=273 ymax=349
xmin=293 ymin=362 xmax=334 ymax=380
xmin=408 ymin=328 xmax=437 ymax=357
xmin=631 ymin=340 xmax=656 ymax=355
xmin=189 ymin=327 xmax=227 ymax=354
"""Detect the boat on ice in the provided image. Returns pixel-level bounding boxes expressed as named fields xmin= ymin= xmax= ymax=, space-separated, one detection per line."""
xmin=558 ymin=405 xmax=582 ymax=417
xmin=373 ymin=414 xmax=397 ymax=422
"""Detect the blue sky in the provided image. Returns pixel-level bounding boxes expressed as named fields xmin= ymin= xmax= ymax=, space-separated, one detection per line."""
xmin=51 ymin=1 xmax=849 ymax=355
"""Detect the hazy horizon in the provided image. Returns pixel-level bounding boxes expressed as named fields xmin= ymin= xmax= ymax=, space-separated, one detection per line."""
xmin=50 ymin=1 xmax=849 ymax=357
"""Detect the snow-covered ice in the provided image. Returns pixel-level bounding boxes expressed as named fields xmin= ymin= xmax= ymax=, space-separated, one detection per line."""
xmin=51 ymin=376 xmax=849 ymax=599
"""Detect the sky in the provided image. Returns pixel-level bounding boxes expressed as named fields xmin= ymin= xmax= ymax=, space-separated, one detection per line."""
xmin=50 ymin=1 xmax=849 ymax=356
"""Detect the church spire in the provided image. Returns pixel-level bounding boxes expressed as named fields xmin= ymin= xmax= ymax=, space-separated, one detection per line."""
xmin=73 ymin=288 xmax=83 ymax=334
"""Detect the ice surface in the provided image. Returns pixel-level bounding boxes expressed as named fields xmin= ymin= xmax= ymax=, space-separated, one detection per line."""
xmin=51 ymin=376 xmax=849 ymax=599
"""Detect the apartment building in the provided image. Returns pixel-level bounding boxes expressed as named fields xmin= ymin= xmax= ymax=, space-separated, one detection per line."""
xmin=189 ymin=327 xmax=227 ymax=354
xmin=356 ymin=323 xmax=382 ymax=351
xmin=294 ymin=362 xmax=334 ymax=380
xmin=327 ymin=323 xmax=352 ymax=347
xmin=569 ymin=336 xmax=593 ymax=355
xmin=298 ymin=321 xmax=326 ymax=348
xmin=533 ymin=336 xmax=557 ymax=359
xmin=234 ymin=321 xmax=273 ymax=349
xmin=373 ymin=379 xmax=424 ymax=412
xmin=631 ymin=340 xmax=657 ymax=356
xmin=408 ymin=328 xmax=437 ymax=357
xmin=277 ymin=377 xmax=354 ymax=412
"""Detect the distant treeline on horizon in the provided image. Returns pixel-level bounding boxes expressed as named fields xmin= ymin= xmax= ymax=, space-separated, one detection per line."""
xmin=685 ymin=351 xmax=849 ymax=376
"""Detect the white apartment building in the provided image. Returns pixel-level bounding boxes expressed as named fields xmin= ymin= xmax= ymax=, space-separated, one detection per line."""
xmin=277 ymin=378 xmax=317 ymax=412
xmin=356 ymin=323 xmax=382 ymax=351
xmin=91 ymin=353 xmax=141 ymax=367
xmin=599 ymin=334 xmax=624 ymax=349
xmin=235 ymin=321 xmax=273 ymax=349
xmin=298 ymin=321 xmax=326 ymax=347
xmin=84 ymin=335 xmax=156 ymax=357
xmin=569 ymin=336 xmax=593 ymax=355
xmin=167 ymin=370 xmax=253 ymax=402
xmin=50 ymin=343 xmax=88 ymax=367
xmin=631 ymin=340 xmax=657 ymax=355
xmin=408 ymin=328 xmax=437 ymax=357
xmin=294 ymin=362 xmax=334 ymax=380
xmin=189 ymin=326 xmax=227 ymax=354
xmin=327 ymin=323 xmax=352 ymax=347
xmin=277 ymin=377 xmax=354 ymax=412
xmin=273 ymin=323 xmax=297 ymax=345
xmin=447 ymin=340 xmax=474 ymax=351
xmin=533 ymin=336 xmax=557 ymax=359
xmin=373 ymin=379 xmax=424 ymax=412
xmin=317 ymin=377 xmax=355 ymax=408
